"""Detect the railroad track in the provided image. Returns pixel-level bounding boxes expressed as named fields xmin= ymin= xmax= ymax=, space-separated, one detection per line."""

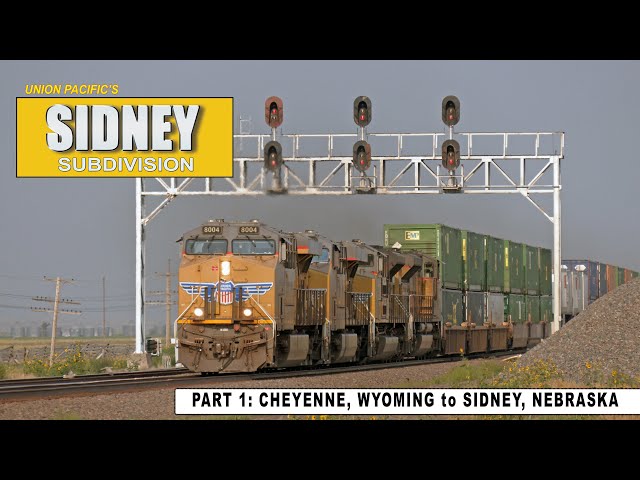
xmin=0 ymin=349 xmax=524 ymax=401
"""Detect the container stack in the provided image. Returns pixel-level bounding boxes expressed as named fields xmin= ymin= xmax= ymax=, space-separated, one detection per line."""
xmin=384 ymin=223 xmax=638 ymax=344
xmin=560 ymin=260 xmax=638 ymax=322
xmin=384 ymin=223 xmax=555 ymax=349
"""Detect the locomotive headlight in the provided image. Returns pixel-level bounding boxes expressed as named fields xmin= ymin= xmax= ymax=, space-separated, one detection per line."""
xmin=194 ymin=307 xmax=204 ymax=317
xmin=243 ymin=308 xmax=252 ymax=317
xmin=221 ymin=261 xmax=231 ymax=276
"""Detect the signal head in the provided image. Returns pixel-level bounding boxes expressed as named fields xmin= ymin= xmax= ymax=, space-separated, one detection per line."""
xmin=441 ymin=95 xmax=460 ymax=127
xmin=352 ymin=140 xmax=372 ymax=172
xmin=441 ymin=139 xmax=460 ymax=171
xmin=264 ymin=140 xmax=283 ymax=172
xmin=353 ymin=96 xmax=372 ymax=127
xmin=265 ymin=96 xmax=284 ymax=128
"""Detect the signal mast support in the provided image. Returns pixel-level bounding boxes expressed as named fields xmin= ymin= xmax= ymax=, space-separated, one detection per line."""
xmin=553 ymin=155 xmax=562 ymax=333
xmin=135 ymin=178 xmax=145 ymax=353
xmin=133 ymin=96 xmax=564 ymax=353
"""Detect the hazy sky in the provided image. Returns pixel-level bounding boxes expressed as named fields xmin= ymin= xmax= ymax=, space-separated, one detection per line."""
xmin=1 ymin=60 xmax=638 ymax=331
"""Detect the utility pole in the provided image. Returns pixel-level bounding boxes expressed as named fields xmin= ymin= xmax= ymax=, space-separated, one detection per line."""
xmin=102 ymin=275 xmax=106 ymax=337
xmin=165 ymin=260 xmax=171 ymax=348
xmin=32 ymin=276 xmax=81 ymax=367
xmin=147 ymin=259 xmax=177 ymax=349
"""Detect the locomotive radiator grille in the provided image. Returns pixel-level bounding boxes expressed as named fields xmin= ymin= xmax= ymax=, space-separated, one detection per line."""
xmin=347 ymin=292 xmax=372 ymax=326
xmin=295 ymin=288 xmax=326 ymax=326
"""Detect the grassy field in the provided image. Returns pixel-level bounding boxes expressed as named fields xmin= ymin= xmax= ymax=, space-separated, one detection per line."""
xmin=0 ymin=337 xmax=135 ymax=348
xmin=0 ymin=342 xmax=174 ymax=379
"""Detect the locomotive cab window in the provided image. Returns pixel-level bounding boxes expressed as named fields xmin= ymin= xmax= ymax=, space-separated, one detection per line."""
xmin=312 ymin=248 xmax=330 ymax=264
xmin=232 ymin=239 xmax=276 ymax=255
xmin=185 ymin=239 xmax=227 ymax=255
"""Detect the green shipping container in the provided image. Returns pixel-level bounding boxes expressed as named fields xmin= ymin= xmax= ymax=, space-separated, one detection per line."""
xmin=617 ymin=267 xmax=625 ymax=286
xmin=525 ymin=295 xmax=540 ymax=323
xmin=384 ymin=224 xmax=463 ymax=290
xmin=539 ymin=296 xmax=553 ymax=323
xmin=464 ymin=291 xmax=486 ymax=325
xmin=504 ymin=294 xmax=526 ymax=324
xmin=441 ymin=289 xmax=463 ymax=325
xmin=486 ymin=236 xmax=505 ymax=293
xmin=539 ymin=248 xmax=552 ymax=296
xmin=462 ymin=231 xmax=486 ymax=291
xmin=523 ymin=244 xmax=540 ymax=295
xmin=632 ymin=271 xmax=639 ymax=279
xmin=504 ymin=240 xmax=525 ymax=294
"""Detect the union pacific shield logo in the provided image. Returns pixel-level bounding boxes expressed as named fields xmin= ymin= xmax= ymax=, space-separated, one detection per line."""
xmin=217 ymin=281 xmax=234 ymax=305
xmin=179 ymin=281 xmax=273 ymax=304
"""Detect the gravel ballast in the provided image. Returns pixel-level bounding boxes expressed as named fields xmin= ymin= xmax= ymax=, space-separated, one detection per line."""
xmin=519 ymin=277 xmax=640 ymax=382
xmin=0 ymin=359 xmax=479 ymax=420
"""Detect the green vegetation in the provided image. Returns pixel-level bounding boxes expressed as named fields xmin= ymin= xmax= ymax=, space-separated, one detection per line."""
xmin=151 ymin=346 xmax=176 ymax=368
xmin=0 ymin=362 xmax=6 ymax=379
xmin=397 ymin=360 xmax=504 ymax=388
xmin=395 ymin=358 xmax=640 ymax=390
xmin=493 ymin=359 xmax=640 ymax=388
xmin=22 ymin=347 xmax=132 ymax=377
xmin=491 ymin=359 xmax=563 ymax=388
xmin=0 ymin=337 xmax=135 ymax=348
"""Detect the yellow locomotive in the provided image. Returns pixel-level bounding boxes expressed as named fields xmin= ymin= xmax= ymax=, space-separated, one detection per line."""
xmin=175 ymin=220 xmax=438 ymax=373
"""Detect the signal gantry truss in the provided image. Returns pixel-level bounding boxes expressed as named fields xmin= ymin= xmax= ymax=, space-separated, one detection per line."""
xmin=135 ymin=130 xmax=564 ymax=353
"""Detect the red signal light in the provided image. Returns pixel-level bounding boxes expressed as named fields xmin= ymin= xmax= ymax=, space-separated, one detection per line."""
xmin=354 ymin=97 xmax=372 ymax=127
xmin=442 ymin=139 xmax=460 ymax=171
xmin=265 ymin=96 xmax=283 ymax=128
xmin=264 ymin=140 xmax=283 ymax=172
xmin=442 ymin=96 xmax=460 ymax=127
xmin=353 ymin=140 xmax=371 ymax=172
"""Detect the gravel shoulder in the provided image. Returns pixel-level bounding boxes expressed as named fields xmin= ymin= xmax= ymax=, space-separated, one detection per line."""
xmin=519 ymin=277 xmax=640 ymax=384
xmin=0 ymin=359 xmax=486 ymax=420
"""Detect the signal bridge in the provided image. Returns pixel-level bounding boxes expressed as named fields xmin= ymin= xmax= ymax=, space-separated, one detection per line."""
xmin=134 ymin=95 xmax=564 ymax=353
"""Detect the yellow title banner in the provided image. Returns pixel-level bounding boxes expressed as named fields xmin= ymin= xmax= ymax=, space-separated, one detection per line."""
xmin=16 ymin=97 xmax=233 ymax=178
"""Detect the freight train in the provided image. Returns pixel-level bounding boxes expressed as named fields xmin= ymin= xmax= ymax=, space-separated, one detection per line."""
xmin=384 ymin=224 xmax=555 ymax=350
xmin=560 ymin=260 xmax=638 ymax=322
xmin=174 ymin=220 xmax=638 ymax=373
xmin=175 ymin=220 xmax=543 ymax=373
xmin=384 ymin=224 xmax=638 ymax=333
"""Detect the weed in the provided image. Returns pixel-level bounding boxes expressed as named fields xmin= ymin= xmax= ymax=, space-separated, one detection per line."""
xmin=151 ymin=346 xmax=176 ymax=368
xmin=22 ymin=346 xmax=132 ymax=377
xmin=397 ymin=360 xmax=504 ymax=388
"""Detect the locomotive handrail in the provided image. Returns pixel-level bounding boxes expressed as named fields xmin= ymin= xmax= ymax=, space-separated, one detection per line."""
xmin=247 ymin=295 xmax=277 ymax=360
xmin=173 ymin=285 xmax=207 ymax=361
xmin=391 ymin=294 xmax=410 ymax=316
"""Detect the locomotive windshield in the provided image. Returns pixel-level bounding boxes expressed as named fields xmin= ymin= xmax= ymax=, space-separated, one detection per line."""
xmin=312 ymin=248 xmax=330 ymax=264
xmin=185 ymin=239 xmax=227 ymax=255
xmin=232 ymin=239 xmax=276 ymax=255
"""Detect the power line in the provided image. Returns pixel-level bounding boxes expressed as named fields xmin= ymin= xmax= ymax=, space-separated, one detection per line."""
xmin=0 ymin=292 xmax=40 ymax=299
xmin=0 ymin=303 xmax=32 ymax=310
xmin=0 ymin=274 xmax=48 ymax=281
